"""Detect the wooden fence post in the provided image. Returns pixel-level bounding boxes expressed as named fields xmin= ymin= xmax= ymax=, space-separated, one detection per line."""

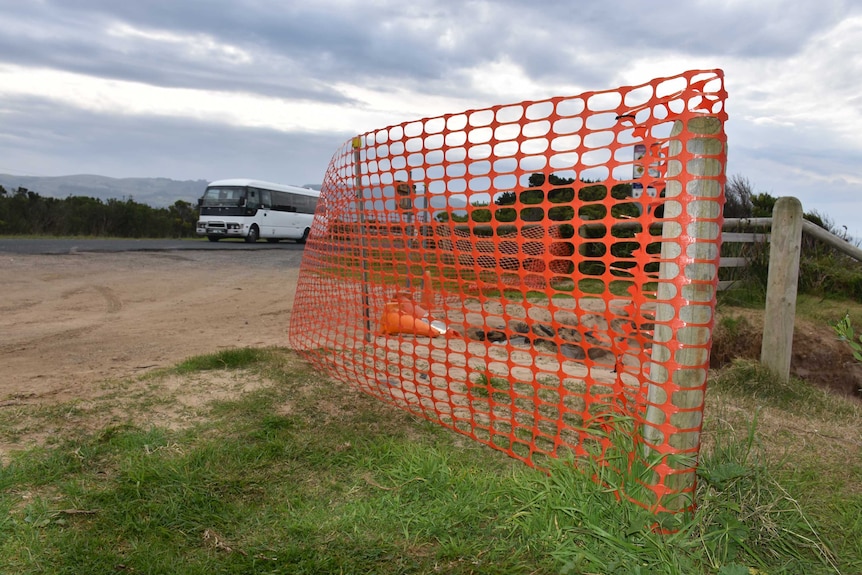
xmin=643 ymin=115 xmax=725 ymax=511
xmin=760 ymin=196 xmax=803 ymax=381
xmin=353 ymin=136 xmax=373 ymax=341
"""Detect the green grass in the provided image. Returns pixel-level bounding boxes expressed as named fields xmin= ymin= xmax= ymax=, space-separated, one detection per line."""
xmin=174 ymin=348 xmax=271 ymax=372
xmin=707 ymin=360 xmax=862 ymax=570
xmin=795 ymin=293 xmax=862 ymax=327
xmin=1 ymin=350 xmax=859 ymax=574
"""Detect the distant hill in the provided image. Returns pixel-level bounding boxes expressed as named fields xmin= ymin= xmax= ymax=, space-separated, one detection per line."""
xmin=0 ymin=175 xmax=326 ymax=206
xmin=0 ymin=174 xmax=211 ymax=207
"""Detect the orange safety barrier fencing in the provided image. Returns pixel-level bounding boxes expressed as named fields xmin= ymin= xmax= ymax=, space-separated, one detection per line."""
xmin=289 ymin=69 xmax=727 ymax=513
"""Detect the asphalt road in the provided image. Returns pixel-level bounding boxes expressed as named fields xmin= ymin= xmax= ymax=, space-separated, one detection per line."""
xmin=0 ymin=238 xmax=308 ymax=255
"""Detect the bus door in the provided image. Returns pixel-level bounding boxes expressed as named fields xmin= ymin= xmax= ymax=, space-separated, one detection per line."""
xmin=259 ymin=189 xmax=275 ymax=238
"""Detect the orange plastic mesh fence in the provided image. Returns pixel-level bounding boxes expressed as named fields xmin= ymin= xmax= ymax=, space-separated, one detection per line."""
xmin=289 ymin=69 xmax=727 ymax=513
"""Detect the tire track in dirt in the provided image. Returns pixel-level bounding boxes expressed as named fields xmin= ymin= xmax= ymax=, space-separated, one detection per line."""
xmin=1 ymin=285 xmax=122 ymax=356
xmin=94 ymin=285 xmax=122 ymax=313
xmin=0 ymin=325 xmax=100 ymax=354
xmin=60 ymin=284 xmax=123 ymax=314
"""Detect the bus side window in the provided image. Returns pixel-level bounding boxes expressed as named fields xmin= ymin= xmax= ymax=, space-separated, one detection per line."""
xmin=260 ymin=190 xmax=272 ymax=209
xmin=246 ymin=189 xmax=258 ymax=209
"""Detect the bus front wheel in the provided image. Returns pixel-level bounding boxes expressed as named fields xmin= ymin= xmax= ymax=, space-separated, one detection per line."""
xmin=245 ymin=225 xmax=260 ymax=243
xmin=297 ymin=228 xmax=310 ymax=244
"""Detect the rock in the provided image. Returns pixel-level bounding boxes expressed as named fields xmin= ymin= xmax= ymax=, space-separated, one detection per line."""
xmin=561 ymin=344 xmax=586 ymax=359
xmin=531 ymin=323 xmax=555 ymax=338
xmin=487 ymin=330 xmax=507 ymax=343
xmin=534 ymin=339 xmax=558 ymax=354
xmin=465 ymin=327 xmax=485 ymax=341
xmin=558 ymin=327 xmax=582 ymax=342
xmin=587 ymin=347 xmax=615 ymax=365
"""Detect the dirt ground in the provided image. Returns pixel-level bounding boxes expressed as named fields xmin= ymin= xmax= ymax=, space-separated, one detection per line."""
xmin=711 ymin=307 xmax=862 ymax=399
xmin=0 ymin=250 xmax=301 ymax=406
xmin=2 ymin=248 xmax=859 ymax=417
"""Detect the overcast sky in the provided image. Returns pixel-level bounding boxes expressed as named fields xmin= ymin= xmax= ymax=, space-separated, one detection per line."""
xmin=1 ymin=1 xmax=860 ymax=236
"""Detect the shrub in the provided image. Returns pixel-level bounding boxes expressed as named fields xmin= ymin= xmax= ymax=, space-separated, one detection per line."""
xmin=834 ymin=313 xmax=862 ymax=362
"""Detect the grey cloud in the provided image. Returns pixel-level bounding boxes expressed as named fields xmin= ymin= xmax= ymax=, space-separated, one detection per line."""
xmin=1 ymin=1 xmax=461 ymax=90
xmin=4 ymin=0 xmax=859 ymax=101
xmin=499 ymin=0 xmax=856 ymax=58
xmin=0 ymin=95 xmax=346 ymax=187
xmin=0 ymin=6 xmax=356 ymax=103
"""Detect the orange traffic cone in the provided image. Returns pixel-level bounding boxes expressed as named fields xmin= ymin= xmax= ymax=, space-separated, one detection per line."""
xmin=421 ymin=272 xmax=434 ymax=311
xmin=395 ymin=291 xmax=429 ymax=318
xmin=380 ymin=301 xmax=445 ymax=337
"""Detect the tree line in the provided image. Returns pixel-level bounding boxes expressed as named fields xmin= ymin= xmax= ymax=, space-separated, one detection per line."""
xmin=0 ymin=176 xmax=846 ymax=242
xmin=441 ymin=172 xmax=842 ymax=236
xmin=0 ymin=186 xmax=198 ymax=238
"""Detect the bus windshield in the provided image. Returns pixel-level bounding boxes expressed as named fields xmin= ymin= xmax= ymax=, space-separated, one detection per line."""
xmin=201 ymin=186 xmax=246 ymax=207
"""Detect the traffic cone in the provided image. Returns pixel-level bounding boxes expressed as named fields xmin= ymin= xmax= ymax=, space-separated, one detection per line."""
xmin=421 ymin=272 xmax=434 ymax=310
xmin=379 ymin=301 xmax=444 ymax=337
xmin=395 ymin=291 xmax=429 ymax=319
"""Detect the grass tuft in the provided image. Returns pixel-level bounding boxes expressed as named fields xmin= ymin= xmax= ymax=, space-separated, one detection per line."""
xmin=174 ymin=348 xmax=271 ymax=373
xmin=710 ymin=359 xmax=828 ymax=411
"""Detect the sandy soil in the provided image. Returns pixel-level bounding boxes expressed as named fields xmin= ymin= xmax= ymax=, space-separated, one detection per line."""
xmin=2 ymin=248 xmax=858 ymax=413
xmin=0 ymin=250 xmax=301 ymax=405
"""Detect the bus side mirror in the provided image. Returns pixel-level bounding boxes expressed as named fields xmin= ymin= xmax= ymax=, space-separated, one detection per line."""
xmin=197 ymin=198 xmax=203 ymax=207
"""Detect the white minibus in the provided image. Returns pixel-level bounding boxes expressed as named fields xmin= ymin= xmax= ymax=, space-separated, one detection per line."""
xmin=196 ymin=179 xmax=320 ymax=243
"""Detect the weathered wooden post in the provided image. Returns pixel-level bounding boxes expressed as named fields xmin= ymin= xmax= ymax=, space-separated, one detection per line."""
xmin=353 ymin=136 xmax=373 ymax=341
xmin=760 ymin=196 xmax=803 ymax=381
xmin=643 ymin=115 xmax=725 ymax=511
